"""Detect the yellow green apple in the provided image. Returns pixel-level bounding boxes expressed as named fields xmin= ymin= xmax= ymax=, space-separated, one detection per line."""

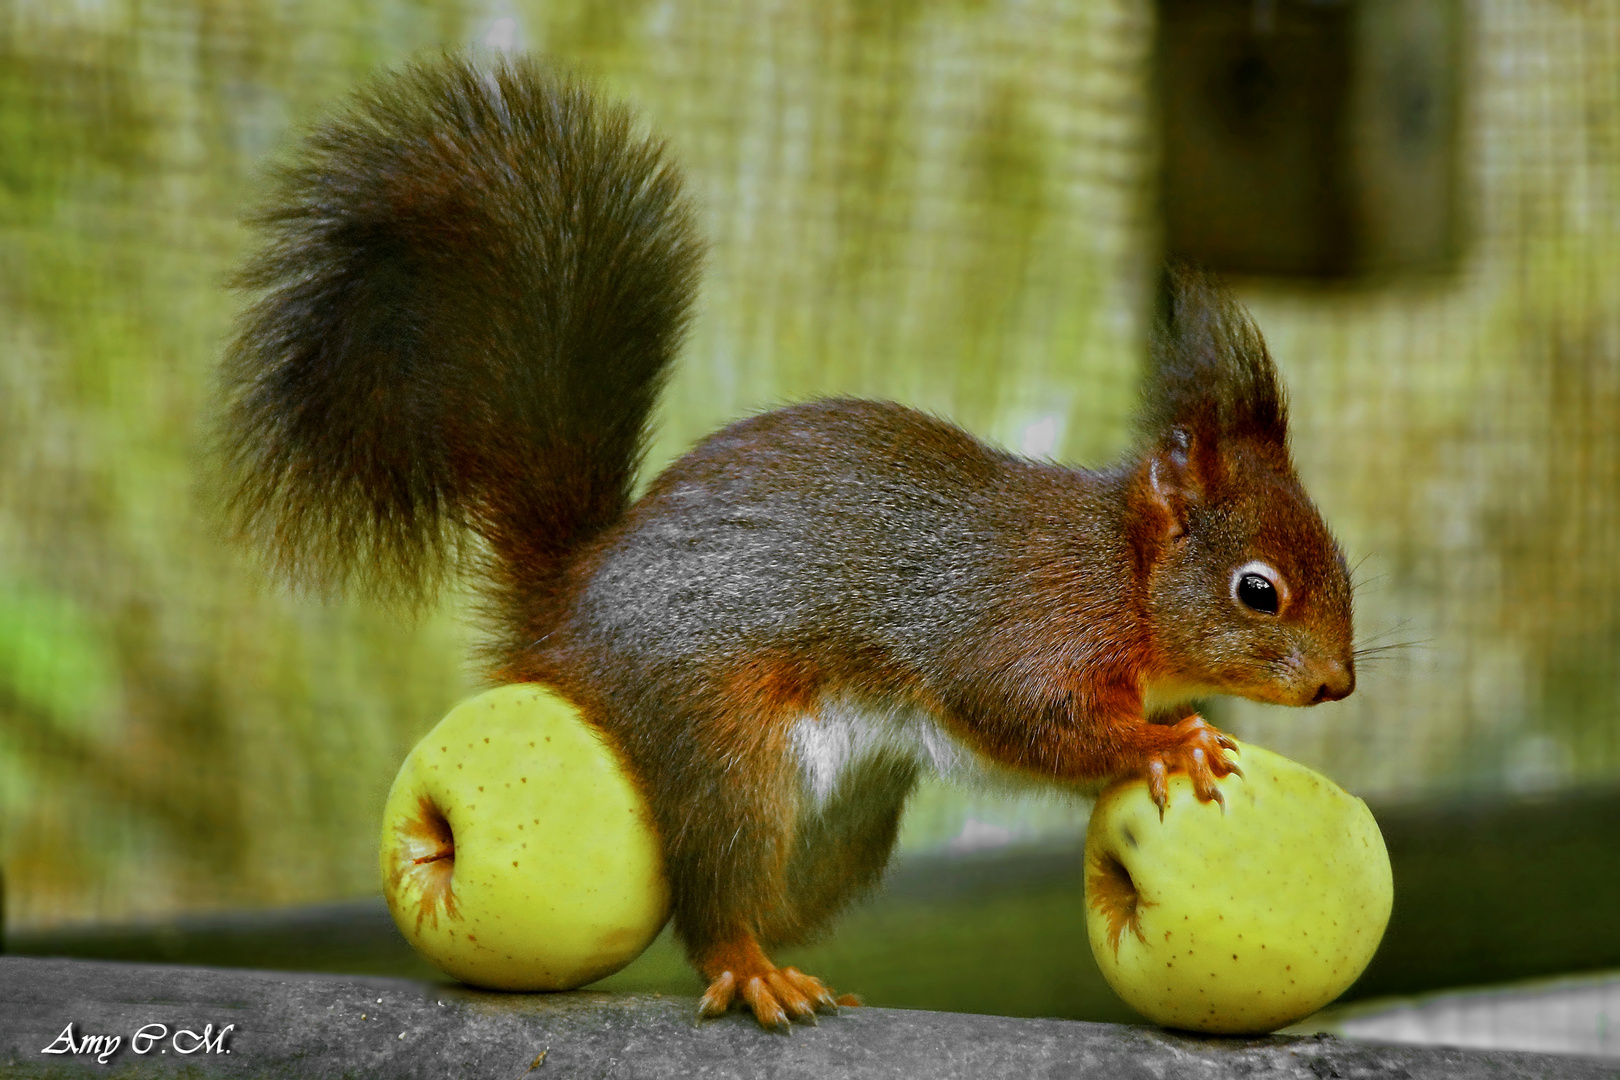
xmin=379 ymin=682 xmax=669 ymax=990
xmin=1084 ymin=739 xmax=1392 ymax=1034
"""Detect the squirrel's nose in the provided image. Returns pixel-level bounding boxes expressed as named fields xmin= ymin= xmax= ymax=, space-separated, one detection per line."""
xmin=1311 ymin=660 xmax=1355 ymax=703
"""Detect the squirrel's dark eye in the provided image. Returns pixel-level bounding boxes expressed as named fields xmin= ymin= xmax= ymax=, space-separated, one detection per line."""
xmin=1236 ymin=573 xmax=1279 ymax=615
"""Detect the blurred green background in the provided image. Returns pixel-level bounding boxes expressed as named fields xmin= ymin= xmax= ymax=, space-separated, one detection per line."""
xmin=1 ymin=0 xmax=1617 ymax=1019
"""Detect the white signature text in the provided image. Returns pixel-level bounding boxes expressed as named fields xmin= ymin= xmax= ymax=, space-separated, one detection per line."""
xmin=41 ymin=1021 xmax=234 ymax=1064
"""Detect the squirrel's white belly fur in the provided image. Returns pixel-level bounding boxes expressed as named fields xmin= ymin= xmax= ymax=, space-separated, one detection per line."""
xmin=789 ymin=697 xmax=1013 ymax=811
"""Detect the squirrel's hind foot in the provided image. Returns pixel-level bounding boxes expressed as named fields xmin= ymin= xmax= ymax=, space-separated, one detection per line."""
xmin=698 ymin=965 xmax=841 ymax=1031
xmin=696 ymin=934 xmax=843 ymax=1031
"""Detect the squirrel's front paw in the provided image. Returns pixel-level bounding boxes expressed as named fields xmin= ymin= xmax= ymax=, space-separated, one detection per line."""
xmin=1144 ymin=715 xmax=1241 ymax=814
xmin=698 ymin=964 xmax=845 ymax=1031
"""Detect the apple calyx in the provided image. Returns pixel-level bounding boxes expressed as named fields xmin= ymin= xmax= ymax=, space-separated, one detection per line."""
xmin=1087 ymin=846 xmax=1153 ymax=955
xmin=389 ymin=794 xmax=460 ymax=932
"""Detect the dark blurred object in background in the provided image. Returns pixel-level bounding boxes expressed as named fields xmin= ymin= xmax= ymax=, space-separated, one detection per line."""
xmin=1159 ymin=0 xmax=1462 ymax=276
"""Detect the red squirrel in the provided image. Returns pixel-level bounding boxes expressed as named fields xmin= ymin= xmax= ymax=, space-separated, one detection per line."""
xmin=217 ymin=54 xmax=1355 ymax=1029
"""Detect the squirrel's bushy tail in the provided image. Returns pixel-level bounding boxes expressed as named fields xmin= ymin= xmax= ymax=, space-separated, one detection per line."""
xmin=219 ymin=54 xmax=702 ymax=651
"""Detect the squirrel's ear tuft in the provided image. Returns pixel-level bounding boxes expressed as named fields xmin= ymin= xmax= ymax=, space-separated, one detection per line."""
xmin=1139 ymin=263 xmax=1288 ymax=457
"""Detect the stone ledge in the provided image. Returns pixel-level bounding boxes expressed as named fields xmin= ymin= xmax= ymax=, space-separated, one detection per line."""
xmin=0 ymin=957 xmax=1611 ymax=1079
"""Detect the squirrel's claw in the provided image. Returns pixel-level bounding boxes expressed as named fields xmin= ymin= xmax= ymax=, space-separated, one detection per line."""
xmin=780 ymin=966 xmax=840 ymax=1015
xmin=1147 ymin=758 xmax=1171 ymax=818
xmin=698 ymin=970 xmax=736 ymax=1019
xmin=1191 ymin=751 xmax=1228 ymax=809
xmin=741 ymin=976 xmax=793 ymax=1032
xmin=1187 ymin=747 xmax=1226 ymax=804
xmin=764 ymin=970 xmax=818 ymax=1025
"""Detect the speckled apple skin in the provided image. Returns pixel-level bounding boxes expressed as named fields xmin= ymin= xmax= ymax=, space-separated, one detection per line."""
xmin=1084 ymin=740 xmax=1392 ymax=1034
xmin=380 ymin=683 xmax=670 ymax=990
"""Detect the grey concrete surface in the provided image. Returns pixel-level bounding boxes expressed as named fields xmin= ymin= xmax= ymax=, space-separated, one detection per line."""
xmin=1319 ymin=971 xmax=1620 ymax=1060
xmin=1 ymin=957 xmax=1615 ymax=1079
